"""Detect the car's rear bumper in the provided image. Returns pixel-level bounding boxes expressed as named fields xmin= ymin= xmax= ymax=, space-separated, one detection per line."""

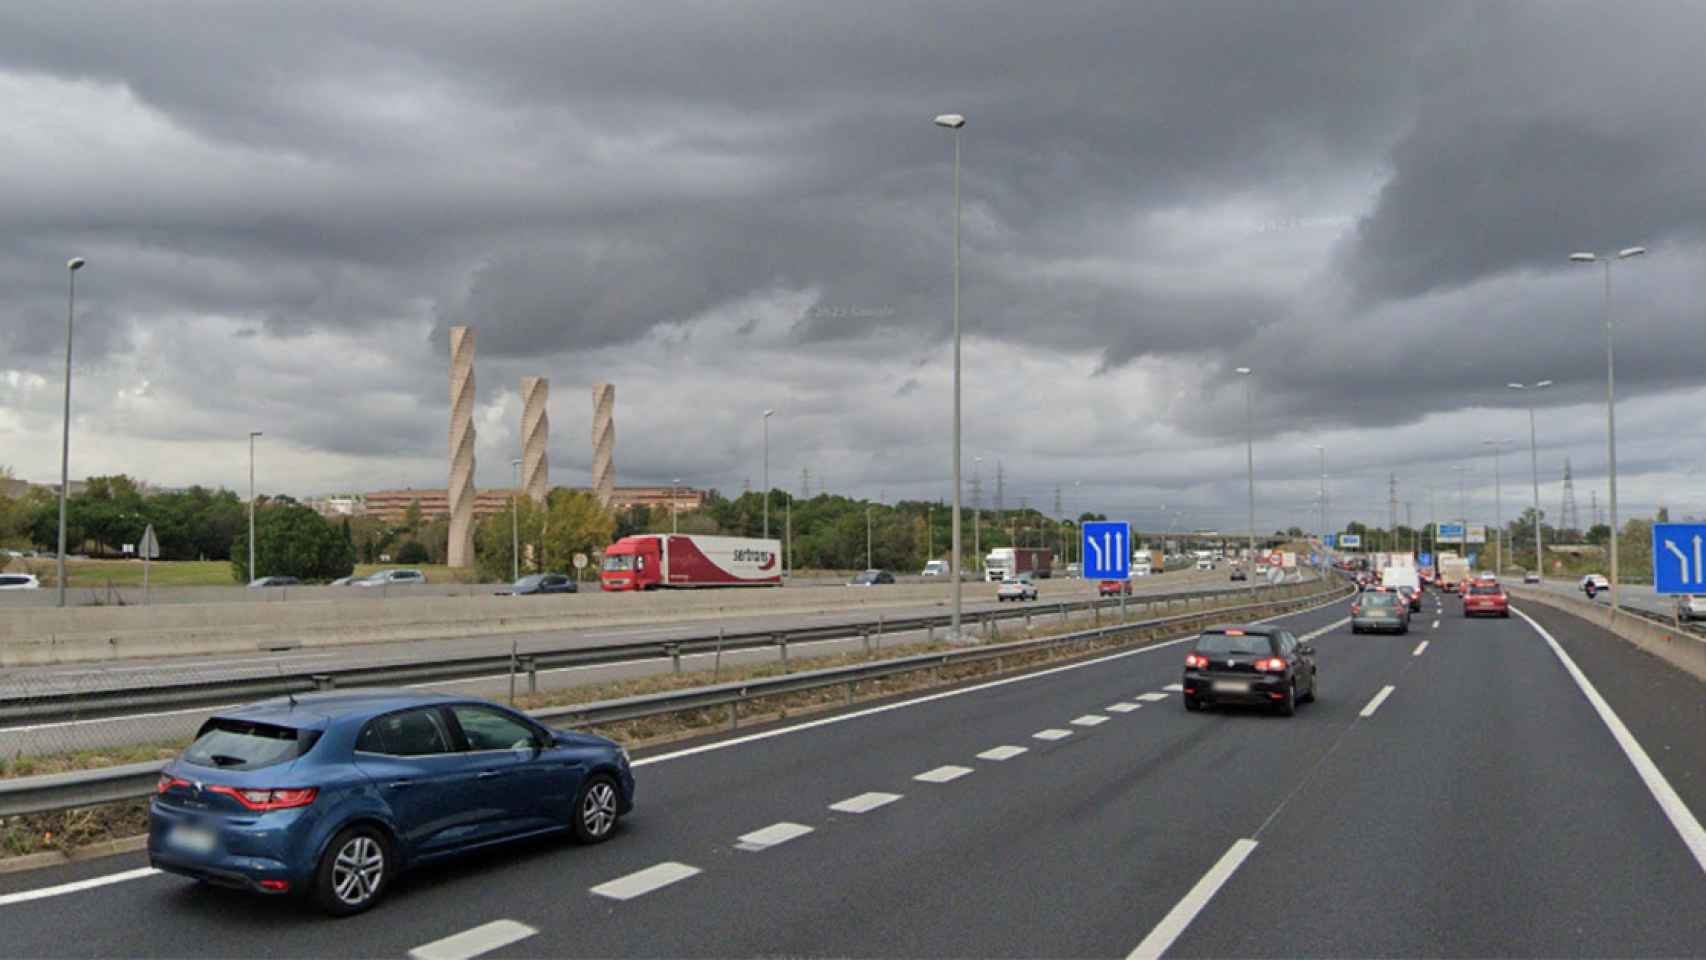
xmin=1182 ymin=670 xmax=1289 ymax=705
xmin=1464 ymin=603 xmax=1508 ymax=616
xmin=147 ymin=799 xmax=316 ymax=895
xmin=1352 ymin=616 xmax=1407 ymax=632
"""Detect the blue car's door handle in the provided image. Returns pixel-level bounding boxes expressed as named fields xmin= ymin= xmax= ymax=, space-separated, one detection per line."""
xmin=387 ymin=779 xmax=412 ymax=789
xmin=477 ymin=769 xmax=506 ymax=780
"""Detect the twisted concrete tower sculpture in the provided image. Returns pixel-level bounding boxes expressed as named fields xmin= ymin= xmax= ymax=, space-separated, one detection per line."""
xmin=592 ymin=383 xmax=615 ymax=507
xmin=520 ymin=377 xmax=549 ymax=504
xmin=447 ymin=325 xmax=477 ymax=568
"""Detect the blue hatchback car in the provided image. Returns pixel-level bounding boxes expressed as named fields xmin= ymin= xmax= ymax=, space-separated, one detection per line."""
xmin=148 ymin=689 xmax=635 ymax=915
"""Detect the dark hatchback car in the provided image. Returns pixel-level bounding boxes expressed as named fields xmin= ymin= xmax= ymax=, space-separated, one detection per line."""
xmin=1182 ymin=625 xmax=1318 ymax=716
xmin=149 ymin=690 xmax=634 ymax=916
xmin=496 ymin=572 xmax=578 ymax=596
xmin=848 ymin=569 xmax=896 ymax=585
xmin=1351 ymin=588 xmax=1411 ymax=634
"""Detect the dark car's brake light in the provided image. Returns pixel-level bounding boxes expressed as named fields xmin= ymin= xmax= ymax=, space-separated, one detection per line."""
xmin=1184 ymin=653 xmax=1208 ymax=668
xmin=1255 ymin=657 xmax=1287 ymax=672
xmin=1350 ymin=603 xmax=1361 ymax=615
xmin=206 ymin=785 xmax=319 ymax=811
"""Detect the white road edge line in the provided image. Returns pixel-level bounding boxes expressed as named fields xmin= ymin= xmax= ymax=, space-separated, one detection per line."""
xmin=408 ymin=919 xmax=537 ymax=960
xmin=1412 ymin=641 xmax=1429 ymax=656
xmin=828 ymin=791 xmax=901 ymax=814
xmin=0 ymin=867 xmax=161 ymax=907
xmin=1360 ymin=685 xmax=1396 ymax=718
xmin=1127 ymin=838 xmax=1259 ymax=960
xmin=1513 ymin=607 xmax=1706 ymax=875
xmin=590 ymin=861 xmax=702 ymax=901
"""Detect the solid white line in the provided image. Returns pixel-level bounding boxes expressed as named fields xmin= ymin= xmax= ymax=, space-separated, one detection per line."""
xmin=632 ymin=587 xmax=1353 ymax=769
xmin=914 ymin=764 xmax=973 ymax=783
xmin=1106 ymin=702 xmax=1141 ymax=713
xmin=1162 ymin=683 xmax=1183 ymax=692
xmin=1412 ymin=641 xmax=1429 ymax=656
xmin=1513 ymin=607 xmax=1706 ymax=875
xmin=1298 ymin=617 xmax=1350 ymax=641
xmin=828 ymin=791 xmax=901 ymax=814
xmin=0 ymin=867 xmax=160 ymax=907
xmin=589 ymin=862 xmax=701 ymax=901
xmin=1033 ymin=728 xmax=1073 ymax=741
xmin=977 ymin=745 xmax=1028 ymax=761
xmin=1071 ymin=714 xmax=1109 ymax=727
xmin=734 ymin=821 xmax=814 ymax=851
xmin=1127 ymin=838 xmax=1259 ymax=960
xmin=408 ymin=920 xmax=537 ymax=960
xmin=1360 ymin=685 xmax=1396 ymax=717
xmin=1136 ymin=692 xmax=1170 ymax=702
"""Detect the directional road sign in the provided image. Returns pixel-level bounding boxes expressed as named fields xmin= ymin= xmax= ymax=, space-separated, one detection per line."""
xmin=139 ymin=524 xmax=160 ymax=560
xmin=1651 ymin=523 xmax=1706 ymax=595
xmin=1322 ymin=534 xmax=1336 ymax=547
xmin=1437 ymin=523 xmax=1464 ymax=543
xmin=1418 ymin=552 xmax=1433 ymax=568
xmin=1339 ymin=533 xmax=1362 ymax=549
xmin=1081 ymin=521 xmax=1130 ymax=581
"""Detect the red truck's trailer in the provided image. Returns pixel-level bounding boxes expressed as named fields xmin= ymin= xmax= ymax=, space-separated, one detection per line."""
xmin=599 ymin=534 xmax=782 ymax=590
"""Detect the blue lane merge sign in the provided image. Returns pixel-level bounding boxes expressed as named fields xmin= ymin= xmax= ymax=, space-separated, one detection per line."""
xmin=1651 ymin=523 xmax=1706 ymax=595
xmin=1419 ymin=552 xmax=1433 ymax=567
xmin=1081 ymin=521 xmax=1130 ymax=580
xmin=1322 ymin=534 xmax=1336 ymax=547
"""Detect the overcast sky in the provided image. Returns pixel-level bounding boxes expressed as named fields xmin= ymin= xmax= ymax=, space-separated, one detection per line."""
xmin=3 ymin=1 xmax=1704 ymax=535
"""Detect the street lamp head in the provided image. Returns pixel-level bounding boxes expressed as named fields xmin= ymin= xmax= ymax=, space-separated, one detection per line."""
xmin=762 ymin=409 xmax=774 ymax=419
xmin=1569 ymin=252 xmax=1597 ymax=263
xmin=1234 ymin=366 xmax=1252 ymax=376
xmin=249 ymin=431 xmax=263 ymax=438
xmin=933 ymin=113 xmax=966 ymax=129
xmin=511 ymin=458 xmax=522 ymax=466
xmin=1506 ymin=382 xmax=1525 ymax=390
xmin=1535 ymin=379 xmax=1554 ymax=389
xmin=1617 ymin=246 xmax=1646 ymax=259
xmin=67 ymin=257 xmax=86 ymax=271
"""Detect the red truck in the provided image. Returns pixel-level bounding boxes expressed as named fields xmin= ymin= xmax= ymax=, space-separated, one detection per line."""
xmin=599 ymin=534 xmax=782 ymax=591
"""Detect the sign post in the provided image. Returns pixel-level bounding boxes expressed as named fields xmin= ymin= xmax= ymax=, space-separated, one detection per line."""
xmin=139 ymin=524 xmax=160 ymax=605
xmin=573 ymin=552 xmax=589 ymax=583
xmin=1080 ymin=521 xmax=1130 ymax=581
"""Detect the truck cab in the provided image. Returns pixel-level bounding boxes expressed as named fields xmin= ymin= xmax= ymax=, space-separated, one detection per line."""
xmin=600 ymin=536 xmax=662 ymax=590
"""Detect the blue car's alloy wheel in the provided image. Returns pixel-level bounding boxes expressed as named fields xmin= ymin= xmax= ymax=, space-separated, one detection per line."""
xmin=315 ymin=826 xmax=390 ymax=916
xmin=575 ymin=776 xmax=619 ymax=844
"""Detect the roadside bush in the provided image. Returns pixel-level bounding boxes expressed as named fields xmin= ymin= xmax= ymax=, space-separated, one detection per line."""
xmin=230 ymin=504 xmax=356 ymax=583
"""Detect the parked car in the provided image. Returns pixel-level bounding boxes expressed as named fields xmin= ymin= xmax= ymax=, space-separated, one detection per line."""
xmin=1182 ymin=624 xmax=1317 ymax=716
xmin=148 ymin=690 xmax=634 ymax=915
xmin=921 ymin=560 xmax=950 ymax=577
xmin=1580 ymin=573 xmax=1610 ymax=597
xmin=1463 ymin=581 xmax=1509 ymax=617
xmin=497 ymin=573 xmax=578 ymax=596
xmin=997 ymin=573 xmax=1038 ymax=602
xmin=1676 ymin=595 xmax=1706 ymax=622
xmin=354 ymin=569 xmax=427 ymax=587
xmin=247 ymin=576 xmax=302 ymax=588
xmin=848 ymin=569 xmax=895 ymax=586
xmin=1098 ymin=578 xmax=1131 ymax=597
xmin=0 ymin=573 xmax=40 ymax=590
xmin=1351 ymin=588 xmax=1411 ymax=634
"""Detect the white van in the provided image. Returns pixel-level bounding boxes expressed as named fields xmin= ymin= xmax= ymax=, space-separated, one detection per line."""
xmin=1380 ymin=565 xmax=1420 ymax=594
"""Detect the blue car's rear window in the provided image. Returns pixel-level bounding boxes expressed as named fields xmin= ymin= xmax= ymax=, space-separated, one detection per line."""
xmin=183 ymin=718 xmax=319 ymax=771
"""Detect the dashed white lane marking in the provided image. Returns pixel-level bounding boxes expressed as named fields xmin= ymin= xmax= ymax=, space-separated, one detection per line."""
xmin=1072 ymin=714 xmax=1109 ymax=727
xmin=1163 ymin=683 xmax=1184 ymax=692
xmin=829 ymin=791 xmax=902 ymax=814
xmin=1033 ymin=728 xmax=1073 ymax=741
xmin=1515 ymin=608 xmax=1706 ymax=875
xmin=590 ymin=862 xmax=702 ymax=901
xmin=1127 ymin=838 xmax=1259 ymax=959
xmin=1106 ymin=702 xmax=1142 ymax=713
xmin=977 ymin=745 xmax=1028 ymax=761
xmin=1360 ymin=685 xmax=1396 ymax=717
xmin=0 ymin=867 xmax=160 ymax=907
xmin=735 ymin=822 xmax=814 ymax=851
xmin=1432 ymin=619 xmax=1440 ymax=629
xmin=914 ymin=764 xmax=974 ymax=783
xmin=1137 ymin=692 xmax=1170 ymax=702
xmin=1412 ymin=641 xmax=1429 ymax=656
xmin=409 ymin=920 xmax=537 ymax=960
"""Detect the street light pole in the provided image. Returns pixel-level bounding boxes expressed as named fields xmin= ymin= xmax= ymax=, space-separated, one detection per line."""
xmin=1482 ymin=440 xmax=1510 ymax=574
xmin=1236 ymin=367 xmax=1256 ymax=592
xmin=866 ymin=505 xmax=873 ymax=570
xmin=55 ymin=257 xmax=86 ymax=607
xmin=1454 ymin=465 xmax=1468 ymax=572
xmin=248 ymin=431 xmax=262 ymax=582
xmin=1570 ymin=247 xmax=1644 ymax=617
xmin=510 ymin=458 xmax=523 ymax=581
xmin=973 ymin=457 xmax=982 ymax=580
xmin=761 ymin=409 xmax=774 ymax=541
xmin=1509 ymin=381 xmax=1553 ymax=577
xmin=1314 ymin=444 xmax=1327 ymax=544
xmin=672 ymin=477 xmax=681 ymax=535
xmin=935 ymin=111 xmax=967 ymax=639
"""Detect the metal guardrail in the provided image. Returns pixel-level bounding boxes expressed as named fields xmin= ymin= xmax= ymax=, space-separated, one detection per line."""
xmin=0 ymin=578 xmax=1351 ymax=818
xmin=0 ymin=577 xmax=1316 ymax=727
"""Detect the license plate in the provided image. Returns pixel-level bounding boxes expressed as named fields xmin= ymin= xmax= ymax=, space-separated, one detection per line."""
xmin=167 ymin=825 xmax=217 ymax=855
xmin=1212 ymin=680 xmax=1250 ymax=693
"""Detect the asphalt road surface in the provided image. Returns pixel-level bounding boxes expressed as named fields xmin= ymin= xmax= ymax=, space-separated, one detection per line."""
xmin=4 ymin=583 xmax=1702 ymax=957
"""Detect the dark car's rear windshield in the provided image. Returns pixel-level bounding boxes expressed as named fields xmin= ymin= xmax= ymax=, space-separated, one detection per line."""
xmin=1195 ymin=631 xmax=1274 ymax=655
xmin=183 ymin=718 xmax=320 ymax=771
xmin=1469 ymin=584 xmax=1504 ymax=595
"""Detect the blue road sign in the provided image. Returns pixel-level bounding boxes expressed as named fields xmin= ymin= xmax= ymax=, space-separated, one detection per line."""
xmin=1081 ymin=521 xmax=1130 ymax=580
xmin=1437 ymin=523 xmax=1464 ymax=543
xmin=1651 ymin=523 xmax=1706 ymax=595
xmin=1467 ymin=551 xmax=1478 ymax=567
xmin=1339 ymin=533 xmax=1362 ymax=549
xmin=1310 ymin=554 xmax=1321 ymax=566
xmin=1419 ymin=552 xmax=1433 ymax=567
xmin=1322 ymin=534 xmax=1336 ymax=547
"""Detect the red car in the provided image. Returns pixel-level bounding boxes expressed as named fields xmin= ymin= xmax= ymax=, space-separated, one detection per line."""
xmin=1463 ymin=582 xmax=1509 ymax=617
xmin=1099 ymin=579 xmax=1132 ymax=597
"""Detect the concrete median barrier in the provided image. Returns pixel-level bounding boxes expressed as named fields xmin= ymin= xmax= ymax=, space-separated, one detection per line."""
xmin=1508 ymin=585 xmax=1706 ymax=683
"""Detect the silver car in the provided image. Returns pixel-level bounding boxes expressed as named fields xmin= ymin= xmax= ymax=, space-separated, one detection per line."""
xmin=997 ymin=573 xmax=1038 ymax=602
xmin=1676 ymin=595 xmax=1706 ymax=621
xmin=354 ymin=568 xmax=427 ymax=587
